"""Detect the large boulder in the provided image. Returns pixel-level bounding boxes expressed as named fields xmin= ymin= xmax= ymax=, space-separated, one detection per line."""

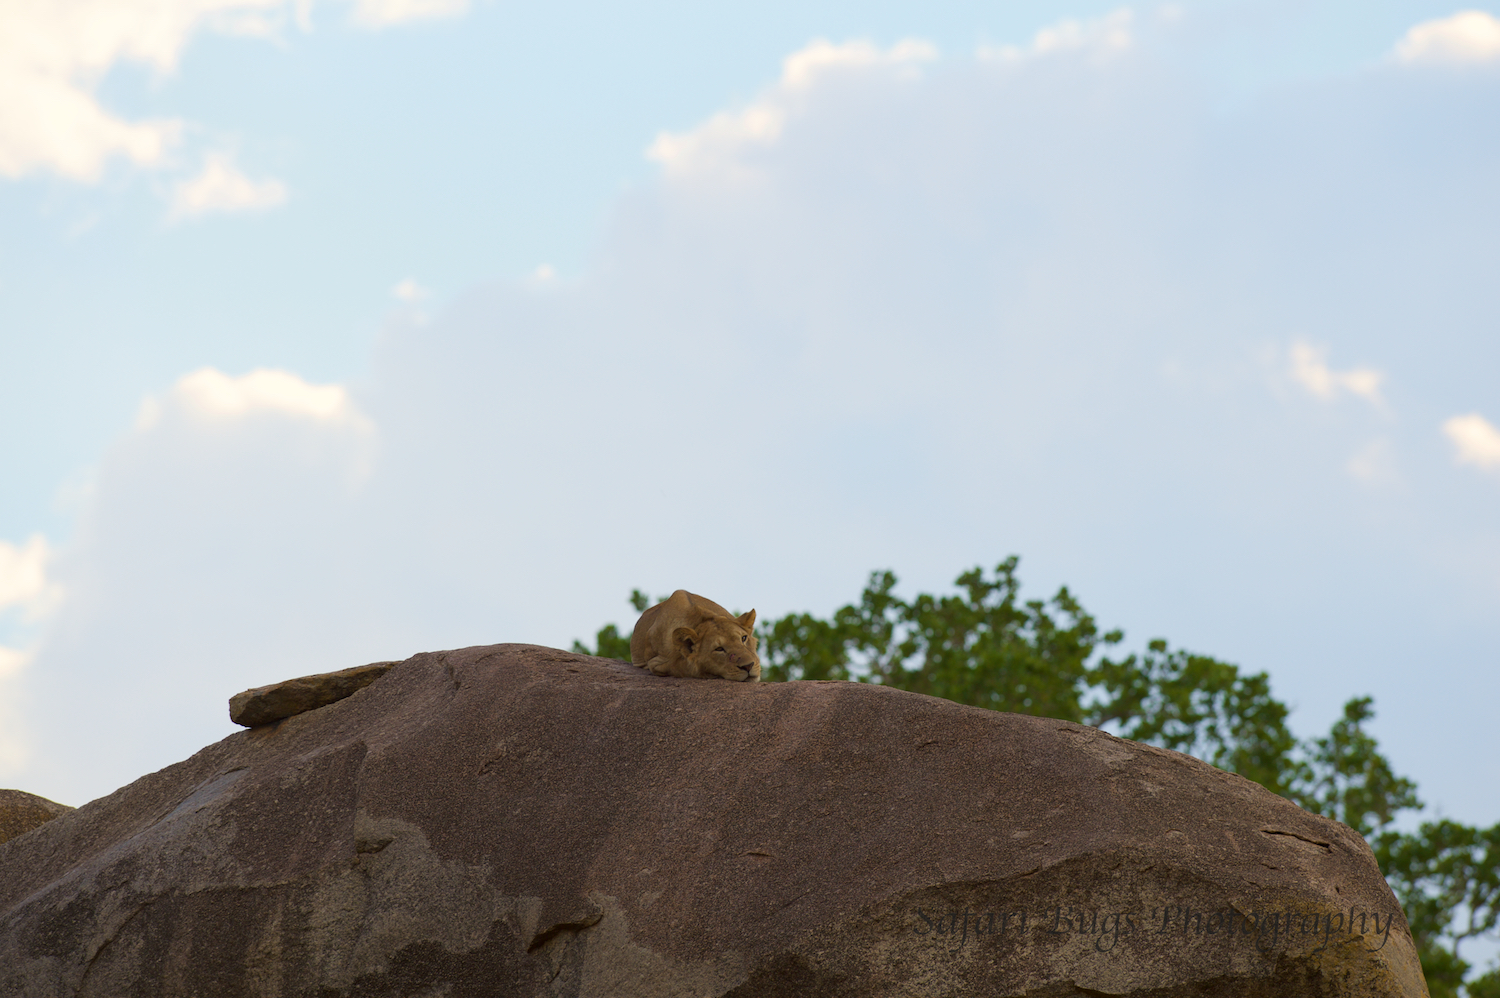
xmin=0 ymin=788 xmax=73 ymax=845
xmin=0 ymin=644 xmax=1427 ymax=997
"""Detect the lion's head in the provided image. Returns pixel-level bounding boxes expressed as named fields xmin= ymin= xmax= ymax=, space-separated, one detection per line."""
xmin=672 ymin=611 xmax=760 ymax=682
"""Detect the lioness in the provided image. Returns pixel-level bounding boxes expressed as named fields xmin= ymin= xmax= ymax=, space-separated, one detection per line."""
xmin=630 ymin=590 xmax=761 ymax=682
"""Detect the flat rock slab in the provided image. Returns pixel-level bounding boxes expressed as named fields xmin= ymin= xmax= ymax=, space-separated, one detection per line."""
xmin=228 ymin=661 xmax=397 ymax=727
xmin=0 ymin=789 xmax=73 ymax=845
xmin=0 ymin=644 xmax=1428 ymax=998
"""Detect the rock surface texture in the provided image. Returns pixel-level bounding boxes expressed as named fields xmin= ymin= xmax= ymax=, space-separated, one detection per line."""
xmin=0 ymin=788 xmax=73 ymax=845
xmin=0 ymin=644 xmax=1427 ymax=998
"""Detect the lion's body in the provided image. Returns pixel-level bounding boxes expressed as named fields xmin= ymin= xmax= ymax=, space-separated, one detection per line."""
xmin=630 ymin=590 xmax=761 ymax=682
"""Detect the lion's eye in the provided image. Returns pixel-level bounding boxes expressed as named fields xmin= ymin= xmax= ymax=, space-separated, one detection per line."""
xmin=715 ymin=646 xmax=726 ymax=653
xmin=741 ymin=635 xmax=748 ymax=643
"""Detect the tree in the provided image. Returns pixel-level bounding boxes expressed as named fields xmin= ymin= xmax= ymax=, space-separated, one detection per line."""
xmin=1376 ymin=821 xmax=1500 ymax=998
xmin=1087 ymin=639 xmax=1301 ymax=797
xmin=571 ymin=589 xmax=653 ymax=661
xmin=762 ymin=559 xmax=1115 ymax=723
xmin=758 ymin=560 xmax=1298 ymax=791
xmin=1290 ymin=696 xmax=1421 ymax=837
xmin=1269 ymin=698 xmax=1500 ymax=996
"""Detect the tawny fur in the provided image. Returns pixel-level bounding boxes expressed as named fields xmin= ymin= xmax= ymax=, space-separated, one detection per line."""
xmin=630 ymin=590 xmax=761 ymax=682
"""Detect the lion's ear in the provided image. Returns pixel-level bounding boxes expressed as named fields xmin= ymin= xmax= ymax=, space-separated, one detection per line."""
xmin=673 ymin=626 xmax=698 ymax=654
xmin=738 ymin=609 xmax=757 ymax=630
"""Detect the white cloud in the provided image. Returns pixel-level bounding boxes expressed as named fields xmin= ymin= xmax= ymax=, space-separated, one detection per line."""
xmin=646 ymin=105 xmax=785 ymax=179
xmin=143 ymin=367 xmax=377 ymax=488
xmin=0 ymin=77 xmax=180 ymax=182
xmin=0 ymin=642 xmax=32 ymax=774
xmin=0 ymin=534 xmax=61 ymax=780
xmin=347 ymin=0 xmax=467 ymax=28
xmin=392 ymin=278 xmax=430 ymax=302
xmin=18 ymin=366 xmax=380 ymax=799
xmin=169 ymin=153 xmax=287 ymax=218
xmin=0 ymin=534 xmax=62 ymax=621
xmin=1288 ymin=341 xmax=1385 ymax=405
xmin=0 ymin=0 xmax=290 ymax=180
xmin=647 ymin=12 xmax=1140 ymax=181
xmin=647 ymin=38 xmax=937 ymax=179
xmin=142 ymin=367 xmax=372 ymax=428
xmin=1395 ymin=10 xmax=1500 ymax=65
xmin=0 ymin=0 xmax=466 ymax=184
xmin=1442 ymin=413 xmax=1500 ymax=469
xmin=978 ymin=8 xmax=1135 ymax=62
xmin=780 ymin=38 xmax=939 ymax=89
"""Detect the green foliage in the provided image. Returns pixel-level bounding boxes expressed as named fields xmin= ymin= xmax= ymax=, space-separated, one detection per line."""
xmin=1088 ymin=639 xmax=1300 ymax=796
xmin=759 ymin=559 xmax=1301 ymax=793
xmin=1375 ymin=820 xmax=1500 ymax=998
xmin=1468 ymin=969 xmax=1500 ymax=998
xmin=762 ymin=559 xmax=1116 ymax=722
xmin=578 ymin=560 xmax=1499 ymax=995
xmin=571 ymin=589 xmax=659 ymax=661
xmin=570 ymin=623 xmax=632 ymax=661
xmin=1290 ymin=696 xmax=1421 ymax=837
xmin=896 ymin=562 xmax=1111 ymax=720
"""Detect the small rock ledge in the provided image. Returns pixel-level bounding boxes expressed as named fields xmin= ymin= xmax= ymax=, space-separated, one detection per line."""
xmin=228 ymin=661 xmax=397 ymax=727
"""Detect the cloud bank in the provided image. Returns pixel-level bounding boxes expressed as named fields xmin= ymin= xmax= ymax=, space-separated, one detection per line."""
xmin=0 ymin=0 xmax=279 ymax=180
xmin=1288 ymin=342 xmax=1385 ymax=406
xmin=0 ymin=535 xmax=59 ymax=620
xmin=11 ymin=15 xmax=1500 ymax=817
xmin=0 ymin=0 xmax=466 ymax=206
xmin=348 ymin=0 xmax=467 ymax=29
xmin=1443 ymin=412 xmax=1500 ymax=469
xmin=169 ymin=154 xmax=289 ymax=218
xmin=0 ymin=534 xmax=60 ymax=773
xmin=647 ymin=38 xmax=940 ymax=178
xmin=1395 ymin=10 xmax=1500 ymax=65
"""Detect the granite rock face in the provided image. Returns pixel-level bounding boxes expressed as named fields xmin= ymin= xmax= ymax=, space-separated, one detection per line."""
xmin=228 ymin=661 xmax=397 ymax=727
xmin=0 ymin=644 xmax=1428 ymax=997
xmin=0 ymin=789 xmax=73 ymax=845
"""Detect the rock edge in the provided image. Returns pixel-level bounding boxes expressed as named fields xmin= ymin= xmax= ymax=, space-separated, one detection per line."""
xmin=0 ymin=789 xmax=73 ymax=846
xmin=228 ymin=661 xmax=397 ymax=727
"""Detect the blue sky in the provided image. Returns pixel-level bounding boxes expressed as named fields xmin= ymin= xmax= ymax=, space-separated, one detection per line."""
xmin=1 ymin=0 xmax=1498 ymax=849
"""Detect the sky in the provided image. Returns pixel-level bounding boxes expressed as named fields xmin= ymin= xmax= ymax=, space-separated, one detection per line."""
xmin=1 ymin=0 xmax=1498 ymax=846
